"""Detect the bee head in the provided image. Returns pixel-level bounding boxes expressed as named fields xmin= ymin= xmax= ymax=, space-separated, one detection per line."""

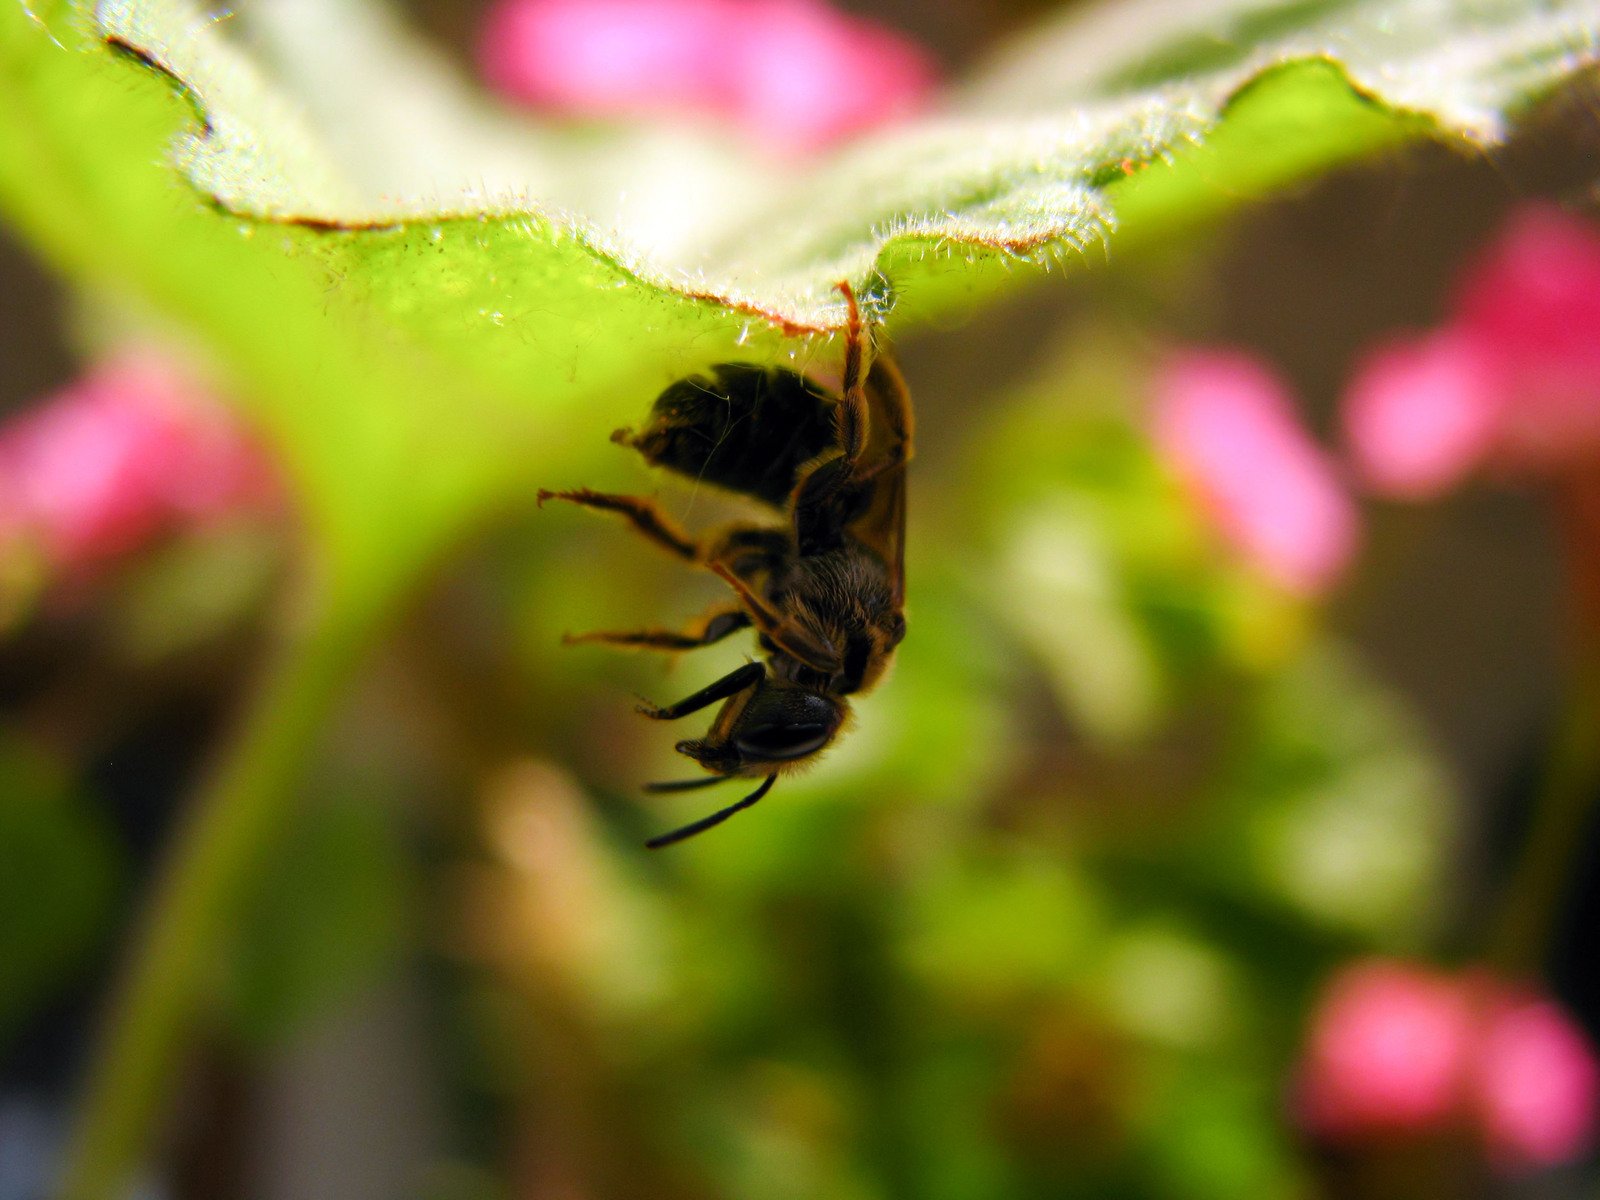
xmin=675 ymin=676 xmax=847 ymax=776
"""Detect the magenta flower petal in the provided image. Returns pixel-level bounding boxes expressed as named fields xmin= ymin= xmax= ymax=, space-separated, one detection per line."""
xmin=1455 ymin=205 xmax=1600 ymax=470
xmin=479 ymin=0 xmax=732 ymax=115
xmin=1 ymin=371 xmax=169 ymax=567
xmin=0 ymin=354 xmax=272 ymax=575
xmin=1343 ymin=330 xmax=1501 ymax=499
xmin=1475 ymin=995 xmax=1598 ymax=1172
xmin=1339 ymin=206 xmax=1600 ymax=494
xmin=1297 ymin=960 xmax=1599 ymax=1172
xmin=1153 ymin=348 xmax=1358 ymax=596
xmin=1298 ymin=960 xmax=1475 ymax=1137
xmin=729 ymin=0 xmax=936 ymax=154
xmin=1458 ymin=205 xmax=1600 ymax=368
xmin=478 ymin=0 xmax=935 ymax=153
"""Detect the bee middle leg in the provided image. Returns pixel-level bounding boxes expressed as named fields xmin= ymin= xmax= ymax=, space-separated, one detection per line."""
xmin=536 ymin=487 xmax=699 ymax=561
xmin=563 ymin=604 xmax=752 ymax=652
xmin=706 ymin=526 xmax=792 ymax=577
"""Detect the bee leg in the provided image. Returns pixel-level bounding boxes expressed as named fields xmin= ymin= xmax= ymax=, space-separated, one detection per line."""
xmin=831 ymin=280 xmax=869 ymax=471
xmin=563 ymin=605 xmax=752 ymax=652
xmin=707 ymin=563 xmax=842 ymax=674
xmin=636 ymin=661 xmax=764 ymax=720
xmin=822 ymin=284 xmax=911 ymax=486
xmin=536 ymin=487 xmax=698 ymax=561
xmin=781 ymin=283 xmax=878 ymax=550
xmin=788 ymin=299 xmax=910 ymax=554
xmin=706 ymin=525 xmax=792 ymax=577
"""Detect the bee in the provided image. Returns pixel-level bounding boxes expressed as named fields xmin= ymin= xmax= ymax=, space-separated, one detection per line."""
xmin=538 ymin=283 xmax=911 ymax=847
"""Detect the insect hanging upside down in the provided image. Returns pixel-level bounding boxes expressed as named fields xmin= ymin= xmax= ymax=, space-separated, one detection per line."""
xmin=538 ymin=282 xmax=911 ymax=848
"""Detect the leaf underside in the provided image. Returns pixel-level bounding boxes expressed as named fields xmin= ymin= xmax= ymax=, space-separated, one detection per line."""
xmin=1 ymin=0 xmax=1594 ymax=607
xmin=97 ymin=0 xmax=1598 ymax=329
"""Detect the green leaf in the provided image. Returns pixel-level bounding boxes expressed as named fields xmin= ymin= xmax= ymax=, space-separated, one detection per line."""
xmin=901 ymin=850 xmax=1105 ymax=1005
xmin=98 ymin=0 xmax=1600 ymax=324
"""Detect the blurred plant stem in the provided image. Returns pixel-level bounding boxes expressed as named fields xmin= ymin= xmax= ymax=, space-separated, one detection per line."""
xmin=57 ymin=574 xmax=371 ymax=1200
xmin=1486 ymin=469 xmax=1600 ymax=977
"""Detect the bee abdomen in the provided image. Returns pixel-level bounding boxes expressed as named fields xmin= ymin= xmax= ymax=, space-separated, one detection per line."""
xmin=617 ymin=363 xmax=837 ymax=508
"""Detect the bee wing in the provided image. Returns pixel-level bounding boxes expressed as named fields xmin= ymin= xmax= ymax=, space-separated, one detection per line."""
xmin=853 ymin=455 xmax=907 ymax=607
xmin=857 ymin=354 xmax=913 ymax=607
xmin=889 ymin=464 xmax=907 ymax=608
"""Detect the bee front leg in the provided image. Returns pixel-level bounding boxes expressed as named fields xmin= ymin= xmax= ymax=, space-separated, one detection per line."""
xmin=832 ymin=281 xmax=869 ymax=472
xmin=636 ymin=661 xmax=765 ymax=720
xmin=814 ymin=284 xmax=912 ymax=493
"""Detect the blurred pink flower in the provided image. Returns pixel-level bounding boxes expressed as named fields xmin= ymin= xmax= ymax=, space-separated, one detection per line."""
xmin=0 ymin=353 xmax=274 ymax=575
xmin=722 ymin=0 xmax=934 ymax=152
xmin=1345 ymin=205 xmax=1600 ymax=496
xmin=478 ymin=0 xmax=936 ymax=155
xmin=481 ymin=0 xmax=730 ymax=117
xmin=1298 ymin=960 xmax=1475 ymax=1136
xmin=1298 ymin=959 xmax=1599 ymax=1173
xmin=1343 ymin=331 xmax=1500 ymax=499
xmin=1476 ymin=994 xmax=1598 ymax=1171
xmin=1152 ymin=348 xmax=1359 ymax=596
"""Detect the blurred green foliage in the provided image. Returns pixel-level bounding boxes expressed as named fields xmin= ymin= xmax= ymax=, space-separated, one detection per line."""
xmin=414 ymin=327 xmax=1456 ymax=1199
xmin=221 ymin=792 xmax=408 ymax=1048
xmin=0 ymin=738 xmax=121 ymax=1048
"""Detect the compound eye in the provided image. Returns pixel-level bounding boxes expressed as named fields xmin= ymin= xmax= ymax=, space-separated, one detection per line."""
xmin=734 ymin=722 xmax=832 ymax=761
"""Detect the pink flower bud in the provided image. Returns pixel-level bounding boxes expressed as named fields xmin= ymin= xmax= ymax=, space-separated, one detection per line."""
xmin=1152 ymin=348 xmax=1358 ymax=596
xmin=478 ymin=0 xmax=936 ymax=155
xmin=1298 ymin=960 xmax=1475 ymax=1137
xmin=1456 ymin=205 xmax=1600 ymax=472
xmin=0 ymin=353 xmax=274 ymax=576
xmin=1475 ymin=994 xmax=1598 ymax=1171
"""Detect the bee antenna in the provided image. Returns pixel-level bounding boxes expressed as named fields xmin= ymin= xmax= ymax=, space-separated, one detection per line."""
xmin=643 ymin=776 xmax=731 ymax=793
xmin=646 ymin=775 xmax=778 ymax=849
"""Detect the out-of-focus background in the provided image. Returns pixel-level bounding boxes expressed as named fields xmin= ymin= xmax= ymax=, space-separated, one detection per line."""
xmin=3 ymin=0 xmax=1600 ymax=1197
